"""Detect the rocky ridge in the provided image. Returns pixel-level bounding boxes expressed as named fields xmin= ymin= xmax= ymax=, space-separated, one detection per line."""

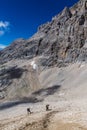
xmin=0 ymin=0 xmax=87 ymax=66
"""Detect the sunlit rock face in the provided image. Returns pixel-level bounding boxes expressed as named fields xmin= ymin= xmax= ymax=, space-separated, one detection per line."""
xmin=0 ymin=0 xmax=87 ymax=66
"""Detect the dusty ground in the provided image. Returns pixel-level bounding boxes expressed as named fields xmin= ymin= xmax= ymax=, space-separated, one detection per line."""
xmin=1 ymin=62 xmax=87 ymax=130
xmin=0 ymin=98 xmax=87 ymax=130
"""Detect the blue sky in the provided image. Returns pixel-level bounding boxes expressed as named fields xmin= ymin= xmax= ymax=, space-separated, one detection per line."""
xmin=0 ymin=0 xmax=78 ymax=49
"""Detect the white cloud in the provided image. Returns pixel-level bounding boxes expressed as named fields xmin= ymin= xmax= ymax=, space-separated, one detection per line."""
xmin=0 ymin=21 xmax=10 ymax=36
xmin=0 ymin=21 xmax=9 ymax=28
xmin=0 ymin=44 xmax=7 ymax=49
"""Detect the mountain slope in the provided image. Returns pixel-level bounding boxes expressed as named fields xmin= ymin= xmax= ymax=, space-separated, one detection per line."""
xmin=0 ymin=0 xmax=87 ymax=66
xmin=0 ymin=0 xmax=87 ymax=101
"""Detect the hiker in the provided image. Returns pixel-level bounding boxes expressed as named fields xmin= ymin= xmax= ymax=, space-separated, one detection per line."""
xmin=46 ymin=104 xmax=50 ymax=111
xmin=27 ymin=108 xmax=32 ymax=115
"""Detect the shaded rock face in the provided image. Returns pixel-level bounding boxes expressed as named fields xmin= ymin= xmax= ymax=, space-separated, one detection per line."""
xmin=0 ymin=38 xmax=38 ymax=64
xmin=0 ymin=0 xmax=87 ymax=66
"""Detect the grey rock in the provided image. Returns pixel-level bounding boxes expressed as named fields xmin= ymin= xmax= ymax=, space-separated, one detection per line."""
xmin=0 ymin=0 xmax=87 ymax=66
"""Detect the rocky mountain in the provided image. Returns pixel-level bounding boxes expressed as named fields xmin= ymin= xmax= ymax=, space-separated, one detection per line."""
xmin=0 ymin=0 xmax=87 ymax=66
xmin=1 ymin=1 xmax=87 ymax=129
xmin=0 ymin=0 xmax=87 ymax=101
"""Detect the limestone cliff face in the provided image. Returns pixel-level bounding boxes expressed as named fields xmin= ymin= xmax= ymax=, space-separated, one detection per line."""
xmin=0 ymin=0 xmax=87 ymax=66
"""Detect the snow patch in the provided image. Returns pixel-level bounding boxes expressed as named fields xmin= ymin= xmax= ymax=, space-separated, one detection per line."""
xmin=30 ymin=61 xmax=38 ymax=70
